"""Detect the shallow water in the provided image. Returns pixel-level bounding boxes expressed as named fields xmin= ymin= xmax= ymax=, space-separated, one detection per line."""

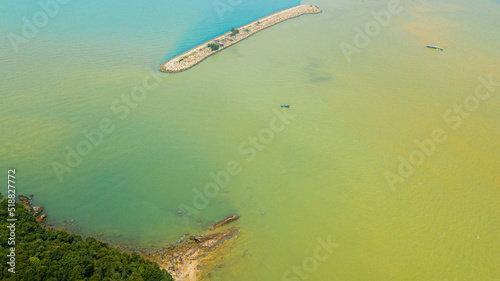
xmin=1 ymin=0 xmax=499 ymax=280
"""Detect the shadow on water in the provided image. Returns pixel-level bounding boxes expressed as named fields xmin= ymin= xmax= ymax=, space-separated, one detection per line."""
xmin=302 ymin=56 xmax=332 ymax=83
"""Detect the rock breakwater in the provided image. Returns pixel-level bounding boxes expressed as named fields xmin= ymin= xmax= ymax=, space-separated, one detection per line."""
xmin=159 ymin=4 xmax=322 ymax=73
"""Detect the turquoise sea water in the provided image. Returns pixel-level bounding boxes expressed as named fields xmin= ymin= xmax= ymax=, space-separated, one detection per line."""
xmin=0 ymin=0 xmax=301 ymax=240
xmin=1 ymin=0 xmax=499 ymax=280
xmin=0 ymin=0 xmax=300 ymax=64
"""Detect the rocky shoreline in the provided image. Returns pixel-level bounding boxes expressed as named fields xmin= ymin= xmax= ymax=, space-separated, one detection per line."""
xmin=140 ymin=215 xmax=241 ymax=281
xmin=159 ymin=4 xmax=322 ymax=73
xmin=142 ymin=226 xmax=240 ymax=281
xmin=17 ymin=195 xmax=241 ymax=281
xmin=18 ymin=195 xmax=48 ymax=227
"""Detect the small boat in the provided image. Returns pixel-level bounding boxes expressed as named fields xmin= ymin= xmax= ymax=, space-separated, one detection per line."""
xmin=281 ymin=105 xmax=290 ymax=108
xmin=426 ymin=45 xmax=444 ymax=51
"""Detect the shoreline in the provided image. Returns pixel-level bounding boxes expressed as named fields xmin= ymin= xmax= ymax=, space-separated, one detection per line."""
xmin=15 ymin=193 xmax=241 ymax=281
xmin=159 ymin=4 xmax=322 ymax=73
xmin=141 ymin=228 xmax=241 ymax=281
xmin=141 ymin=216 xmax=241 ymax=280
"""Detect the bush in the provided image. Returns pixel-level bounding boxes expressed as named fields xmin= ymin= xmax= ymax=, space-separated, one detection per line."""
xmin=208 ymin=43 xmax=220 ymax=51
xmin=0 ymin=199 xmax=173 ymax=281
xmin=231 ymin=27 xmax=239 ymax=35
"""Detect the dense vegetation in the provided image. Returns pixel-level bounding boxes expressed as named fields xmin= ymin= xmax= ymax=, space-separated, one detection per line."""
xmin=207 ymin=43 xmax=220 ymax=51
xmin=230 ymin=27 xmax=239 ymax=35
xmin=0 ymin=195 xmax=173 ymax=281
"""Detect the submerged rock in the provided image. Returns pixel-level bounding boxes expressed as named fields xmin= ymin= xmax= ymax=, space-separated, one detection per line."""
xmin=209 ymin=215 xmax=240 ymax=230
xmin=190 ymin=229 xmax=238 ymax=248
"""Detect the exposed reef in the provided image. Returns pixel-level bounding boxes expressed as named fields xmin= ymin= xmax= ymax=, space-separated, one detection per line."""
xmin=142 ymin=215 xmax=241 ymax=281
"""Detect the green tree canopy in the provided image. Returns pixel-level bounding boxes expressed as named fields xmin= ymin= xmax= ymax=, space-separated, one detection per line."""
xmin=0 ymin=199 xmax=173 ymax=281
xmin=208 ymin=43 xmax=220 ymax=51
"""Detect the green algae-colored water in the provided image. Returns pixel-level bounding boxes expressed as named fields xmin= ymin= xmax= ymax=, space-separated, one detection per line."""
xmin=1 ymin=0 xmax=499 ymax=280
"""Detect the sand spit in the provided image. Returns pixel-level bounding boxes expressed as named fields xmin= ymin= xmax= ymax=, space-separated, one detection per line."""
xmin=159 ymin=4 xmax=322 ymax=73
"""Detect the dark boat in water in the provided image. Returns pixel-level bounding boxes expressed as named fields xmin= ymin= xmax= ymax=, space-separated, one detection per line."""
xmin=427 ymin=45 xmax=444 ymax=51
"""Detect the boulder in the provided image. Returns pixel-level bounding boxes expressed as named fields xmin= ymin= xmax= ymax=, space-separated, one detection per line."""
xmin=32 ymin=206 xmax=43 ymax=216
xmin=209 ymin=215 xmax=240 ymax=230
xmin=37 ymin=214 xmax=47 ymax=222
xmin=18 ymin=195 xmax=32 ymax=212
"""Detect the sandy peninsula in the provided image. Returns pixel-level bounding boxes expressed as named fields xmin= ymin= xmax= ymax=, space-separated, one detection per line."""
xmin=159 ymin=4 xmax=322 ymax=73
